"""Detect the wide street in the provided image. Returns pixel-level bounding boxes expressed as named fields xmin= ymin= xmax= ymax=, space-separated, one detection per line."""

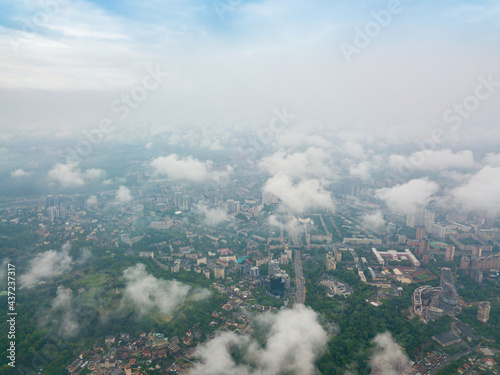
xmin=295 ymin=250 xmax=305 ymax=304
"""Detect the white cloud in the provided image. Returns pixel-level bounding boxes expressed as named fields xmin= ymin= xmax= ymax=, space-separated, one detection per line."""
xmin=389 ymin=149 xmax=475 ymax=172
xmin=259 ymin=147 xmax=333 ymax=180
xmin=83 ymin=168 xmax=106 ymax=180
xmin=267 ymin=214 xmax=303 ymax=236
xmin=48 ymin=163 xmax=85 ymax=188
xmin=484 ymin=153 xmax=500 ymax=166
xmin=51 ymin=288 xmax=80 ymax=338
xmin=349 ymin=161 xmax=371 ymax=180
xmin=48 ymin=163 xmax=106 ymax=188
xmin=145 ymin=142 xmax=153 ymax=149
xmin=439 ymin=170 xmax=472 ymax=184
xmin=196 ymin=204 xmax=231 ymax=226
xmin=151 ymin=154 xmax=231 ymax=183
xmin=361 ymin=211 xmax=386 ymax=232
xmin=451 ymin=166 xmax=500 ymax=217
xmin=375 ymin=178 xmax=439 ymax=214
xmin=85 ymin=195 xmax=98 ymax=207
xmin=273 ymin=125 xmax=334 ymax=150
xmin=20 ymin=242 xmax=73 ymax=288
xmin=340 ymin=141 xmax=366 ymax=160
xmin=11 ymin=169 xmax=30 ymax=177
xmin=79 ymin=248 xmax=93 ymax=264
xmin=188 ymin=305 xmax=328 ymax=375
xmin=263 ymin=174 xmax=334 ymax=214
xmin=115 ymin=186 xmax=132 ymax=203
xmin=122 ymin=263 xmax=208 ymax=315
xmin=370 ymin=332 xmax=411 ymax=375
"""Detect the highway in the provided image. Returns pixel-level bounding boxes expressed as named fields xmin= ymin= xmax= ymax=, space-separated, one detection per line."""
xmin=294 ymin=250 xmax=305 ymax=304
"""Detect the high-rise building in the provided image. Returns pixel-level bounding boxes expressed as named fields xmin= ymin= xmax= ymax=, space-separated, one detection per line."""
xmin=416 ymin=226 xmax=426 ymax=241
xmin=59 ymin=205 xmax=68 ymax=218
xmin=440 ymin=268 xmax=457 ymax=307
xmin=325 ymin=252 xmax=337 ymax=271
xmin=477 ymin=301 xmax=491 ymax=323
xmin=56 ymin=195 xmax=65 ymax=207
xmin=270 ymin=275 xmax=285 ymax=296
xmin=460 ymin=256 xmax=470 ymax=270
xmin=173 ymin=192 xmax=183 ymax=208
xmin=423 ymin=210 xmax=435 ymax=232
xmin=279 ymin=253 xmax=289 ymax=265
xmin=333 ymin=247 xmax=342 ymax=262
xmin=418 ymin=240 xmax=426 ymax=256
xmin=262 ymin=191 xmax=279 ymax=205
xmin=431 ymin=223 xmax=447 ymax=240
xmin=46 ymin=195 xmax=55 ymax=208
xmin=250 ymin=266 xmax=260 ymax=278
xmin=214 ymin=266 xmax=225 ymax=280
xmin=278 ymin=271 xmax=291 ymax=289
xmin=269 ymin=260 xmax=279 ymax=277
xmin=422 ymin=253 xmax=430 ymax=265
xmin=47 ymin=206 xmax=59 ymax=222
xmin=470 ymin=267 xmax=483 ymax=284
xmin=74 ymin=195 xmax=84 ymax=210
xmin=239 ymin=262 xmax=251 ymax=276
xmin=336 ymin=179 xmax=360 ymax=197
xmin=445 ymin=245 xmax=455 ymax=262
xmin=440 ymin=268 xmax=454 ymax=288
xmin=407 ymin=209 xmax=434 ymax=229
xmin=471 ymin=253 xmax=500 ymax=270
xmin=225 ymin=199 xmax=241 ymax=213
xmin=181 ymin=195 xmax=191 ymax=211
xmin=472 ymin=246 xmax=482 ymax=259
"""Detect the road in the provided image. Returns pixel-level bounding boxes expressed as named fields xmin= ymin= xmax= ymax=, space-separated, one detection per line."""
xmin=294 ymin=250 xmax=305 ymax=304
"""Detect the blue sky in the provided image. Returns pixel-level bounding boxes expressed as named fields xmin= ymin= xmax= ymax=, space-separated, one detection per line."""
xmin=0 ymin=0 xmax=499 ymax=142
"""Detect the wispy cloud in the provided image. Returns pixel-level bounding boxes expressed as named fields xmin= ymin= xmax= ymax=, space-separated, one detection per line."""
xmin=20 ymin=242 xmax=73 ymax=288
xmin=188 ymin=305 xmax=328 ymax=375
xmin=122 ymin=263 xmax=209 ymax=315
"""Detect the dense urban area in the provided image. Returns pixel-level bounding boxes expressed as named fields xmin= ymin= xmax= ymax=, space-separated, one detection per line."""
xmin=1 ymin=154 xmax=499 ymax=375
xmin=1 ymin=2 xmax=500 ymax=374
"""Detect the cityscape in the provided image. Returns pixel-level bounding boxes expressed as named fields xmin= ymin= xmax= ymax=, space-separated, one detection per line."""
xmin=1 ymin=1 xmax=500 ymax=375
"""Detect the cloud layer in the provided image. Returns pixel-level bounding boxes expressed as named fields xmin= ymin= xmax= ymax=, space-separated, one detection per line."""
xmin=115 ymin=185 xmax=132 ymax=203
xmin=361 ymin=211 xmax=386 ymax=232
xmin=263 ymin=174 xmax=334 ymax=214
xmin=389 ymin=149 xmax=475 ymax=172
xmin=48 ymin=163 xmax=106 ymax=188
xmin=122 ymin=263 xmax=208 ymax=315
xmin=376 ymin=178 xmax=439 ymax=214
xmin=151 ymin=154 xmax=231 ymax=183
xmin=188 ymin=305 xmax=328 ymax=375
xmin=370 ymin=332 xmax=411 ymax=375
xmin=51 ymin=287 xmax=80 ymax=338
xmin=20 ymin=242 xmax=73 ymax=288
xmin=451 ymin=166 xmax=500 ymax=217
xmin=196 ymin=204 xmax=231 ymax=226
xmin=259 ymin=147 xmax=333 ymax=180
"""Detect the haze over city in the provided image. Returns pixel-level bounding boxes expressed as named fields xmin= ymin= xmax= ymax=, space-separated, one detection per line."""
xmin=0 ymin=1 xmax=500 ymax=374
